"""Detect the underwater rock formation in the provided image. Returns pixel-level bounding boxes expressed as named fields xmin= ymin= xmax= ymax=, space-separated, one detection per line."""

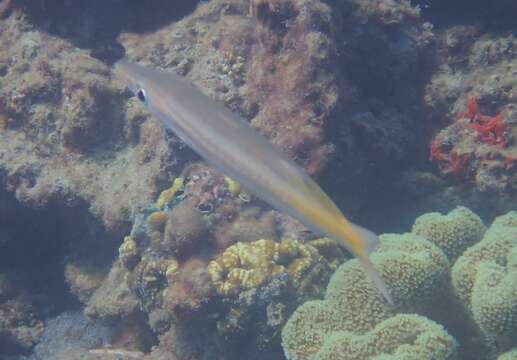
xmin=117 ymin=0 xmax=433 ymax=217
xmin=0 ymin=10 xmax=187 ymax=235
xmin=28 ymin=312 xmax=113 ymax=360
xmin=2 ymin=0 xmax=517 ymax=359
xmin=426 ymin=30 xmax=517 ymax=197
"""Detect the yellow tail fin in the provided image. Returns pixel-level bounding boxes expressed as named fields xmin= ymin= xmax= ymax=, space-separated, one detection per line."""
xmin=349 ymin=223 xmax=394 ymax=305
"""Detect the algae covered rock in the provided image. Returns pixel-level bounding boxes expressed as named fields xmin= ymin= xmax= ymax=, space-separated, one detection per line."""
xmin=451 ymin=212 xmax=517 ymax=348
xmin=85 ymin=262 xmax=139 ymax=321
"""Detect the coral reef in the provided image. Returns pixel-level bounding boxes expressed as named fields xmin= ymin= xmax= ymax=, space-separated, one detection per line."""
xmin=412 ymin=206 xmax=486 ymax=261
xmin=452 ymin=212 xmax=517 ymax=353
xmin=85 ymin=262 xmax=140 ymax=321
xmin=0 ymin=9 xmax=187 ymax=234
xmin=281 ymin=232 xmax=454 ymax=360
xmin=2 ymin=0 xmax=517 ymax=359
xmin=118 ymin=0 xmax=433 ymax=219
xmin=309 ymin=314 xmax=457 ymax=360
xmin=161 ymin=199 xmax=208 ymax=258
xmin=426 ymin=31 xmax=517 ymax=196
xmin=282 ymin=207 xmax=505 ymax=360
xmin=208 ymin=237 xmax=345 ymax=356
xmin=0 ymin=293 xmax=44 ymax=355
xmin=499 ymin=349 xmax=517 ymax=360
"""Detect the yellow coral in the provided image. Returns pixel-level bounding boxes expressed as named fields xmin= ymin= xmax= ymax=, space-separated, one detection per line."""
xmin=165 ymin=260 xmax=179 ymax=283
xmin=147 ymin=211 xmax=168 ymax=230
xmin=119 ymin=236 xmax=139 ymax=269
xmin=218 ymin=51 xmax=245 ymax=80
xmin=156 ymin=178 xmax=184 ymax=209
xmin=208 ymin=239 xmax=326 ymax=296
xmin=224 ymin=176 xmax=241 ymax=195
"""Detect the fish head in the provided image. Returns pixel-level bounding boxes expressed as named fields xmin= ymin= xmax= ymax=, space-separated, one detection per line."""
xmin=114 ymin=60 xmax=154 ymax=106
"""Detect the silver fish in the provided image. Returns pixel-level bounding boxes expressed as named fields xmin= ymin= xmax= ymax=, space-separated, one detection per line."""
xmin=114 ymin=60 xmax=393 ymax=304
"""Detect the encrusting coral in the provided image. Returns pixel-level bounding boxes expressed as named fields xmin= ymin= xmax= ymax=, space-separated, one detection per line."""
xmin=451 ymin=212 xmax=517 ymax=350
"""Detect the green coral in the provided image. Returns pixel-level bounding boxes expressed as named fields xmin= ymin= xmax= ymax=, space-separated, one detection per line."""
xmin=498 ymin=349 xmax=517 ymax=360
xmin=314 ymin=314 xmax=456 ymax=360
xmin=412 ymin=206 xmax=486 ymax=261
xmin=282 ymin=232 xmax=451 ymax=360
xmin=451 ymin=212 xmax=517 ymax=343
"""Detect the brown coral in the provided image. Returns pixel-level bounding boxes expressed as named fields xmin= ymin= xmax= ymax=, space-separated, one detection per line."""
xmin=163 ymin=258 xmax=215 ymax=317
xmin=162 ymin=199 xmax=209 ymax=258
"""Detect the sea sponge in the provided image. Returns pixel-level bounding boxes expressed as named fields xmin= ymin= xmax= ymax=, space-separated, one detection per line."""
xmin=162 ymin=200 xmax=208 ymax=258
xmin=282 ymin=233 xmax=451 ymax=360
xmin=213 ymin=207 xmax=278 ymax=251
xmin=412 ymin=206 xmax=486 ymax=261
xmin=147 ymin=211 xmax=168 ymax=231
xmin=163 ymin=258 xmax=214 ymax=316
xmin=85 ymin=262 xmax=140 ymax=321
xmin=312 ymin=314 xmax=457 ymax=360
xmin=451 ymin=212 xmax=517 ymax=344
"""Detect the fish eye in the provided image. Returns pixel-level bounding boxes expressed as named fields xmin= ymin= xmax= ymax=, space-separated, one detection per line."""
xmin=136 ymin=88 xmax=147 ymax=103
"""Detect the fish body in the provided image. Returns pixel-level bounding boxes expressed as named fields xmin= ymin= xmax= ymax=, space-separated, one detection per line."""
xmin=114 ymin=60 xmax=393 ymax=304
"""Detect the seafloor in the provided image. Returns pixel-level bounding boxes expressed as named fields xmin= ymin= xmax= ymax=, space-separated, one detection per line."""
xmin=0 ymin=0 xmax=516 ymax=359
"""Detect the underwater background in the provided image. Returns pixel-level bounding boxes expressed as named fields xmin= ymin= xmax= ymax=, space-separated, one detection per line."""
xmin=0 ymin=0 xmax=516 ymax=359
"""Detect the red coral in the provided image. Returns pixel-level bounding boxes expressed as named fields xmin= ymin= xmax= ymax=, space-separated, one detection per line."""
xmin=449 ymin=152 xmax=470 ymax=179
xmin=430 ymin=138 xmax=447 ymax=162
xmin=460 ymin=97 xmax=479 ymax=121
xmin=504 ymin=156 xmax=517 ymax=170
xmin=469 ymin=113 xmax=508 ymax=148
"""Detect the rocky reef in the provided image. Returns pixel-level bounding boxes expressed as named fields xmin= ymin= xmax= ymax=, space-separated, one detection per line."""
xmin=1 ymin=0 xmax=517 ymax=359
